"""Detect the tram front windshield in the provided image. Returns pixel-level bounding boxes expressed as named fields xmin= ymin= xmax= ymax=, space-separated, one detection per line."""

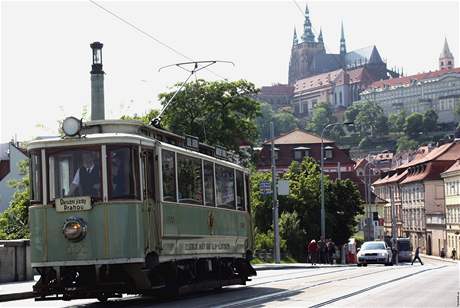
xmin=49 ymin=149 xmax=102 ymax=199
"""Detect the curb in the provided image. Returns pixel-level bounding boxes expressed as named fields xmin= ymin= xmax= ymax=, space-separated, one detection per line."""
xmin=0 ymin=291 xmax=34 ymax=302
xmin=420 ymin=253 xmax=459 ymax=264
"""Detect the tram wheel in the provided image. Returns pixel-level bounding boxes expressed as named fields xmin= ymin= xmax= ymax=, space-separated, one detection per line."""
xmin=97 ymin=294 xmax=108 ymax=302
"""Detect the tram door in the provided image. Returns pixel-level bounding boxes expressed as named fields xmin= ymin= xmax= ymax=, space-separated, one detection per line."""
xmin=141 ymin=149 xmax=156 ymax=251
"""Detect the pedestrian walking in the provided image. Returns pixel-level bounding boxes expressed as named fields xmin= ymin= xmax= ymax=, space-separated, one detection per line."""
xmin=452 ymin=247 xmax=457 ymax=260
xmin=327 ymin=241 xmax=336 ymax=265
xmin=411 ymin=246 xmax=424 ymax=265
xmin=318 ymin=239 xmax=327 ymax=264
xmin=308 ymin=239 xmax=319 ymax=265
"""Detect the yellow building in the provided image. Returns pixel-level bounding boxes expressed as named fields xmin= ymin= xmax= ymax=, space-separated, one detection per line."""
xmin=442 ymin=160 xmax=460 ymax=258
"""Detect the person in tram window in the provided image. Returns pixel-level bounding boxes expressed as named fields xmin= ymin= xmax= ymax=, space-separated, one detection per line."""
xmin=69 ymin=152 xmax=100 ymax=197
xmin=111 ymin=156 xmax=127 ymax=198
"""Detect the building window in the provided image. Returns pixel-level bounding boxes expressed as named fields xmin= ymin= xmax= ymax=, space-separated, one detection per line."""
xmin=324 ymin=146 xmax=333 ymax=159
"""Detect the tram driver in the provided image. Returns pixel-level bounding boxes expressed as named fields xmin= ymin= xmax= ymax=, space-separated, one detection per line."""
xmin=69 ymin=152 xmax=101 ymax=197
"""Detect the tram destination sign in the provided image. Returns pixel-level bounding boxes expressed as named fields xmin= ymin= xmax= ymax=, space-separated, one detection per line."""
xmin=56 ymin=196 xmax=92 ymax=212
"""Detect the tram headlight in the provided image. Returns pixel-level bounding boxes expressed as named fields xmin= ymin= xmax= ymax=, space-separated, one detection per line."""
xmin=62 ymin=217 xmax=87 ymax=242
xmin=62 ymin=116 xmax=82 ymax=137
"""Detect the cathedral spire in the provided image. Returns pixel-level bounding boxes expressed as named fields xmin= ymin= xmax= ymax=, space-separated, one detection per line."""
xmin=340 ymin=21 xmax=346 ymax=55
xmin=318 ymin=27 xmax=323 ymax=43
xmin=293 ymin=27 xmax=298 ymax=46
xmin=302 ymin=3 xmax=316 ymax=43
xmin=439 ymin=37 xmax=454 ymax=70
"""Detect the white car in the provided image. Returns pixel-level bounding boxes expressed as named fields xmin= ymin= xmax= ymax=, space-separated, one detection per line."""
xmin=357 ymin=241 xmax=393 ymax=266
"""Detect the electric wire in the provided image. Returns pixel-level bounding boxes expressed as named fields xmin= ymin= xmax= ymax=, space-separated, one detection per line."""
xmin=88 ymin=0 xmax=229 ymax=81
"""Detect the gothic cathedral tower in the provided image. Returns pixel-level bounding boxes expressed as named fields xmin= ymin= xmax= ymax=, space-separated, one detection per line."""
xmin=288 ymin=4 xmax=325 ymax=85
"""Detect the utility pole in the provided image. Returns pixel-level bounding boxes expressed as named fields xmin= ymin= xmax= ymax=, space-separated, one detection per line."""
xmin=271 ymin=122 xmax=280 ymax=263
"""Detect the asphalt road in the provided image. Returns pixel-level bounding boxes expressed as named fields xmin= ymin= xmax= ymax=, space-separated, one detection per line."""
xmin=4 ymin=258 xmax=458 ymax=308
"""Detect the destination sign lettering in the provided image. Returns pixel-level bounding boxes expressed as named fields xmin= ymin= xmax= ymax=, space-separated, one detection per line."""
xmin=56 ymin=197 xmax=92 ymax=212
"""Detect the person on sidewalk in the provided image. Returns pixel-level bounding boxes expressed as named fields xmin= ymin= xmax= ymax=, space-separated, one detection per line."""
xmin=327 ymin=240 xmax=336 ymax=265
xmin=411 ymin=246 xmax=424 ymax=265
xmin=308 ymin=239 xmax=318 ymax=265
xmin=452 ymin=247 xmax=457 ymax=260
xmin=318 ymin=239 xmax=327 ymax=264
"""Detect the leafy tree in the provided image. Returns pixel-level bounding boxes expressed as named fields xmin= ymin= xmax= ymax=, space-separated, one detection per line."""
xmin=396 ymin=135 xmax=419 ymax=152
xmin=273 ymin=111 xmax=298 ymax=136
xmin=0 ymin=160 xmax=30 ymax=239
xmin=422 ymin=109 xmax=438 ymax=132
xmin=159 ymin=79 xmax=260 ymax=152
xmin=279 ymin=211 xmax=306 ymax=260
xmin=306 ymin=102 xmax=337 ymax=136
xmin=121 ymin=109 xmax=159 ymax=124
xmin=250 ymin=171 xmax=273 ymax=233
xmin=254 ymin=229 xmax=287 ymax=252
xmin=327 ymin=179 xmax=364 ymax=245
xmin=255 ymin=102 xmax=274 ymax=141
xmin=388 ymin=110 xmax=406 ymax=133
xmin=250 ymin=157 xmax=364 ymax=260
xmin=255 ymin=103 xmax=298 ymax=141
xmin=404 ymin=112 xmax=424 ymax=137
xmin=345 ymin=100 xmax=388 ymax=137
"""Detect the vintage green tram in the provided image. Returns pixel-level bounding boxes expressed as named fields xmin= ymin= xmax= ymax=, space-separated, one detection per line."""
xmin=28 ymin=119 xmax=255 ymax=301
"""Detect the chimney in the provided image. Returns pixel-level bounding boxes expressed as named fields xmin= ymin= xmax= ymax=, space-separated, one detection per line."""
xmin=90 ymin=42 xmax=105 ymax=120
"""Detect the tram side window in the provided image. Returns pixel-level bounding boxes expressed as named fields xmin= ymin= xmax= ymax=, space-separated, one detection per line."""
xmin=162 ymin=150 xmax=176 ymax=202
xmin=215 ymin=164 xmax=235 ymax=209
xmin=177 ymin=154 xmax=203 ymax=205
xmin=107 ymin=146 xmax=140 ymax=200
xmin=203 ymin=161 xmax=215 ymax=206
xmin=30 ymin=152 xmax=42 ymax=202
xmin=245 ymin=174 xmax=251 ymax=213
xmin=236 ymin=171 xmax=244 ymax=211
xmin=141 ymin=150 xmax=155 ymax=200
xmin=49 ymin=149 xmax=101 ymax=199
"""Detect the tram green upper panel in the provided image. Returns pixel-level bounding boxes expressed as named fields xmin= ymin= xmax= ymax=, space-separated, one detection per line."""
xmin=30 ymin=202 xmax=145 ymax=264
xmin=161 ymin=203 xmax=250 ymax=238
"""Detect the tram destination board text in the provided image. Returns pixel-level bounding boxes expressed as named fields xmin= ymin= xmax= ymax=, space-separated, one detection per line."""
xmin=56 ymin=196 xmax=92 ymax=212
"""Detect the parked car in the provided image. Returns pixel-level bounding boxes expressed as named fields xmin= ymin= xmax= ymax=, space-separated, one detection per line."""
xmin=357 ymin=241 xmax=393 ymax=266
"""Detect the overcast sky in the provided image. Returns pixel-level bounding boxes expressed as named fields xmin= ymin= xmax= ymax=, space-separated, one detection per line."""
xmin=1 ymin=0 xmax=459 ymax=142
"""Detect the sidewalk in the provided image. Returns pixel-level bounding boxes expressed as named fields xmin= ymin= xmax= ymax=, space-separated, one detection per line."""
xmin=0 ymin=276 xmax=37 ymax=302
xmin=420 ymin=253 xmax=459 ymax=264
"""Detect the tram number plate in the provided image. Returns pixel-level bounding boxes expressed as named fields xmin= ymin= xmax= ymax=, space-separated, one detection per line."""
xmin=56 ymin=197 xmax=92 ymax=212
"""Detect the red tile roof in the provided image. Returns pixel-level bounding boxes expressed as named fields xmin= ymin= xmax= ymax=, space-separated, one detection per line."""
xmin=442 ymin=160 xmax=460 ymax=175
xmin=264 ymin=129 xmax=334 ymax=145
xmin=294 ymin=69 xmax=342 ymax=92
xmin=400 ymin=162 xmax=452 ymax=185
xmin=367 ymin=67 xmax=460 ymax=90
xmin=354 ymin=158 xmax=368 ymax=170
xmin=294 ymin=67 xmax=369 ymax=93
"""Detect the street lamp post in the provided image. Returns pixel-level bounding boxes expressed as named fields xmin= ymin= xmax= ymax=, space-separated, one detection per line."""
xmin=320 ymin=122 xmax=353 ymax=240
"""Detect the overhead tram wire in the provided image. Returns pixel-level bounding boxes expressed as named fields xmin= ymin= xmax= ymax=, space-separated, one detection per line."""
xmin=88 ymin=0 xmax=229 ymax=81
